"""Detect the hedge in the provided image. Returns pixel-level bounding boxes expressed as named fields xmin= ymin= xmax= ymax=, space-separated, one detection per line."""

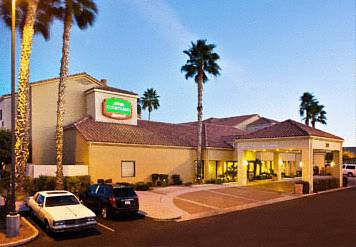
xmin=313 ymin=177 xmax=339 ymax=193
xmin=24 ymin=175 xmax=91 ymax=195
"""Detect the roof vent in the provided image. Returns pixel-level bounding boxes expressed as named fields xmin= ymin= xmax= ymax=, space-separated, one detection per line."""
xmin=100 ymin=79 xmax=107 ymax=86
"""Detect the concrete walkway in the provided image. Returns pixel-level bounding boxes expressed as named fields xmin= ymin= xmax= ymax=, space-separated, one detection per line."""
xmin=136 ymin=180 xmax=299 ymax=221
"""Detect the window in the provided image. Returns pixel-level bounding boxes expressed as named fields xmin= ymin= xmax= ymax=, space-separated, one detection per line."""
xmin=121 ymin=161 xmax=135 ymax=177
xmin=0 ymin=109 xmax=2 ymax=120
xmin=88 ymin=185 xmax=99 ymax=195
xmin=36 ymin=195 xmax=45 ymax=205
xmin=346 ymin=165 xmax=355 ymax=170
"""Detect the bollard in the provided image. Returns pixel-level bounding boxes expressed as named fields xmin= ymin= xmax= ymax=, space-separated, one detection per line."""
xmin=6 ymin=214 xmax=20 ymax=237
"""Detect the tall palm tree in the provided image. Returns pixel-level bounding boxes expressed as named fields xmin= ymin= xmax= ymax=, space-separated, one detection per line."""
xmin=141 ymin=88 xmax=160 ymax=121
xmin=55 ymin=0 xmax=97 ymax=189
xmin=310 ymin=102 xmax=327 ymax=128
xmin=181 ymin=39 xmax=221 ymax=181
xmin=0 ymin=0 xmax=58 ymax=191
xmin=299 ymin=92 xmax=316 ymax=126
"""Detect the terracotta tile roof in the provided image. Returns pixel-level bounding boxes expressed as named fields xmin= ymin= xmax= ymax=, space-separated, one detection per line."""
xmin=238 ymin=119 xmax=343 ymax=140
xmin=87 ymin=86 xmax=138 ymax=96
xmin=66 ymin=117 xmax=245 ymax=148
xmin=247 ymin=117 xmax=278 ymax=127
xmin=181 ymin=114 xmax=259 ymax=127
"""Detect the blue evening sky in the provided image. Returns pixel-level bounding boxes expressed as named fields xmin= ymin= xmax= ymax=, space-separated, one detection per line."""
xmin=0 ymin=0 xmax=355 ymax=145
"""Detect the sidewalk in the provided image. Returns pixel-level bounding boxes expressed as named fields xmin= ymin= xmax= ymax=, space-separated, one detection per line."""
xmin=136 ymin=182 xmax=296 ymax=221
xmin=0 ymin=217 xmax=38 ymax=247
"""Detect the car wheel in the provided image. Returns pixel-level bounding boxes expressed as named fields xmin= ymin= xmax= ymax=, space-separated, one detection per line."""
xmin=100 ymin=206 xmax=109 ymax=219
xmin=348 ymin=173 xmax=353 ymax=177
xmin=44 ymin=220 xmax=52 ymax=234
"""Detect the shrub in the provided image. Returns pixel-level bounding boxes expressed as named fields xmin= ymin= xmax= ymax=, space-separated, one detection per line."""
xmin=135 ymin=182 xmax=149 ymax=191
xmin=205 ymin=179 xmax=216 ymax=184
xmin=343 ymin=176 xmax=348 ymax=187
xmin=184 ymin=182 xmax=193 ymax=186
xmin=313 ymin=178 xmax=339 ymax=192
xmin=216 ymin=179 xmax=224 ymax=184
xmin=313 ymin=166 xmax=319 ymax=175
xmin=25 ymin=175 xmax=91 ymax=195
xmin=171 ymin=174 xmax=182 ymax=185
xmin=146 ymin=182 xmax=153 ymax=188
xmin=159 ymin=174 xmax=169 ymax=185
xmin=151 ymin=174 xmax=159 ymax=186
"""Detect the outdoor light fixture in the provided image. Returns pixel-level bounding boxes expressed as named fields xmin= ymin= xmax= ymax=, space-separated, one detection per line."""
xmin=330 ymin=161 xmax=335 ymax=167
xmin=299 ymin=161 xmax=303 ymax=168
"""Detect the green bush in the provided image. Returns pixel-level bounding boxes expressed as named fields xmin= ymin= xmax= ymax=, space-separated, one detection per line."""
xmin=171 ymin=174 xmax=182 ymax=185
xmin=205 ymin=179 xmax=216 ymax=184
xmin=343 ymin=176 xmax=348 ymax=187
xmin=151 ymin=174 xmax=159 ymax=186
xmin=313 ymin=178 xmax=339 ymax=192
xmin=216 ymin=179 xmax=224 ymax=184
xmin=25 ymin=175 xmax=91 ymax=195
xmin=135 ymin=182 xmax=149 ymax=191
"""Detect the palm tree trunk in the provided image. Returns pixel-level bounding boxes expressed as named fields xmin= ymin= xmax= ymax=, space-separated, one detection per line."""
xmin=15 ymin=0 xmax=39 ymax=192
xmin=305 ymin=110 xmax=310 ymax=126
xmin=196 ymin=69 xmax=203 ymax=182
xmin=148 ymin=111 xmax=151 ymax=121
xmin=55 ymin=1 xmax=72 ymax=190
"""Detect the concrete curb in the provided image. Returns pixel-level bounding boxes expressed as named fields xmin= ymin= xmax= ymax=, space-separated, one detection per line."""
xmin=0 ymin=217 xmax=39 ymax=247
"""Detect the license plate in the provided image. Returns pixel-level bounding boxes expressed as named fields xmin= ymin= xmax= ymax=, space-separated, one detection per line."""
xmin=124 ymin=200 xmax=131 ymax=205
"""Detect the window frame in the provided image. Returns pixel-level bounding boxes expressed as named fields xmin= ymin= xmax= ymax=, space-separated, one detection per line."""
xmin=121 ymin=161 xmax=136 ymax=178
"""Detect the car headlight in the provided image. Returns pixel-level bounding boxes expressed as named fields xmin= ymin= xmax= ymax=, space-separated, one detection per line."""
xmin=53 ymin=220 xmax=66 ymax=226
xmin=87 ymin=217 xmax=96 ymax=222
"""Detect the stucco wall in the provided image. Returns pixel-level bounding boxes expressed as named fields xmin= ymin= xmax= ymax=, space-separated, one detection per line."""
xmin=31 ymin=76 xmax=100 ymax=165
xmin=87 ymin=143 xmax=197 ymax=183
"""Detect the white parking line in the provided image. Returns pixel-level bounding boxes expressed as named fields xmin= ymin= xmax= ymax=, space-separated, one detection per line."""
xmin=97 ymin=222 xmax=115 ymax=232
xmin=208 ymin=190 xmax=260 ymax=202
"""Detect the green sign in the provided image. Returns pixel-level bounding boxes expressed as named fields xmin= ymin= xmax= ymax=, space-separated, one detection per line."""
xmin=103 ymin=97 xmax=132 ymax=120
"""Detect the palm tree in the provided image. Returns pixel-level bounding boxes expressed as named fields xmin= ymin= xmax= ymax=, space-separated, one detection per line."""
xmin=181 ymin=39 xmax=221 ymax=181
xmin=310 ymin=102 xmax=327 ymax=128
xmin=137 ymin=98 xmax=142 ymax=118
xmin=55 ymin=0 xmax=97 ymax=189
xmin=141 ymin=88 xmax=160 ymax=121
xmin=0 ymin=0 xmax=58 ymax=191
xmin=299 ymin=92 xmax=316 ymax=126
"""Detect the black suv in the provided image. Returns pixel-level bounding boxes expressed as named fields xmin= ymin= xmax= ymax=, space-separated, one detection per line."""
xmin=80 ymin=184 xmax=139 ymax=219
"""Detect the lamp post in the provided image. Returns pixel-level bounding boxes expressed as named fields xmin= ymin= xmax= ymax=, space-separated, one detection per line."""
xmin=6 ymin=0 xmax=20 ymax=237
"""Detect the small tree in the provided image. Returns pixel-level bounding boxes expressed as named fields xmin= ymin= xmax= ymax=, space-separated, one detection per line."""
xmin=225 ymin=163 xmax=238 ymax=182
xmin=0 ymin=129 xmax=11 ymax=166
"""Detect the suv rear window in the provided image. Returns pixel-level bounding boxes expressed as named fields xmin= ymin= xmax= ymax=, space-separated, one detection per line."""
xmin=346 ymin=165 xmax=355 ymax=170
xmin=113 ymin=187 xmax=136 ymax=197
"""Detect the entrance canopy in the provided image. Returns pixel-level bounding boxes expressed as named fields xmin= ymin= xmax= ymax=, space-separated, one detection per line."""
xmin=234 ymin=120 xmax=343 ymax=193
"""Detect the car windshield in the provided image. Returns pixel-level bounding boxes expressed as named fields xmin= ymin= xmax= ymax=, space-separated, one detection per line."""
xmin=45 ymin=195 xmax=80 ymax=207
xmin=113 ymin=187 xmax=136 ymax=197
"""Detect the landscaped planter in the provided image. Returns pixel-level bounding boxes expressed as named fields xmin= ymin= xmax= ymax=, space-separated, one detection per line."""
xmin=294 ymin=183 xmax=303 ymax=194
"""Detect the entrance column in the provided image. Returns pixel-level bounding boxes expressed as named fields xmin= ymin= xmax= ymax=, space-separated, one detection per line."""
xmin=332 ymin=150 xmax=343 ymax=188
xmin=237 ymin=150 xmax=248 ymax=185
xmin=302 ymin=141 xmax=313 ymax=193
xmin=273 ymin=151 xmax=281 ymax=181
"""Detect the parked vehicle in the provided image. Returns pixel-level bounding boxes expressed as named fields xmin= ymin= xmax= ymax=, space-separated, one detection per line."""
xmin=343 ymin=164 xmax=356 ymax=177
xmin=27 ymin=191 xmax=96 ymax=233
xmin=80 ymin=183 xmax=139 ymax=219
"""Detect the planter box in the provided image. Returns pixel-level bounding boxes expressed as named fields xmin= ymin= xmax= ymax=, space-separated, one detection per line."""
xmin=294 ymin=183 xmax=303 ymax=194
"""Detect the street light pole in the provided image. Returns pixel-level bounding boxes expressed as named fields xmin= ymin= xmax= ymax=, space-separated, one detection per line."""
xmin=6 ymin=0 xmax=20 ymax=237
xmin=10 ymin=0 xmax=16 ymax=216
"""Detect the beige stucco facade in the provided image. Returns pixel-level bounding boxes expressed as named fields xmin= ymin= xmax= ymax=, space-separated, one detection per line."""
xmin=31 ymin=75 xmax=101 ymax=165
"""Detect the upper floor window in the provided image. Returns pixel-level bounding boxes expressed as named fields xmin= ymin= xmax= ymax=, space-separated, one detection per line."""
xmin=0 ymin=109 xmax=2 ymax=120
xmin=121 ymin=161 xmax=135 ymax=177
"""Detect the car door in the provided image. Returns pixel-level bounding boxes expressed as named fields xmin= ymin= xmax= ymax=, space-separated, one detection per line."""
xmin=85 ymin=184 xmax=99 ymax=210
xmin=32 ymin=194 xmax=45 ymax=222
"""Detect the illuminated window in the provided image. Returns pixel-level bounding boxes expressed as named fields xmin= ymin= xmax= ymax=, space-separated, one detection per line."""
xmin=121 ymin=161 xmax=135 ymax=177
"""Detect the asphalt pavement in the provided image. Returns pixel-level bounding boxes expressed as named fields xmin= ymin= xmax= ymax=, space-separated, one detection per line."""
xmin=25 ymin=186 xmax=356 ymax=247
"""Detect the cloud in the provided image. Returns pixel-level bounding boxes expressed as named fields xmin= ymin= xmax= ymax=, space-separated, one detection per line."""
xmin=126 ymin=0 xmax=195 ymax=48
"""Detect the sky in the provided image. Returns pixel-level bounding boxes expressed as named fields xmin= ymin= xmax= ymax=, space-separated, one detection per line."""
xmin=0 ymin=0 xmax=355 ymax=146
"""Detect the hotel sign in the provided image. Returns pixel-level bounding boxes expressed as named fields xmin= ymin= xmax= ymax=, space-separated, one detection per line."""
xmin=102 ymin=97 xmax=132 ymax=120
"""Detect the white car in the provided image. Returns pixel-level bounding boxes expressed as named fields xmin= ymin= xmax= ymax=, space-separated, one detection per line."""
xmin=27 ymin=191 xmax=97 ymax=233
xmin=343 ymin=164 xmax=356 ymax=177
